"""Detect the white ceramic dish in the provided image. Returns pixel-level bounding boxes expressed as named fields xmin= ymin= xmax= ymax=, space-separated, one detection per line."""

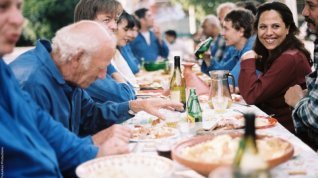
xmin=76 ymin=154 xmax=174 ymax=178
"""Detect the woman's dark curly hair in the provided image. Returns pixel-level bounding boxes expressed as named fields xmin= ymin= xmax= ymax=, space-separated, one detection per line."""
xmin=253 ymin=1 xmax=312 ymax=72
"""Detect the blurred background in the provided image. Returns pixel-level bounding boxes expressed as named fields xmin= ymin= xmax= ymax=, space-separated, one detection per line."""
xmin=18 ymin=0 xmax=305 ymax=46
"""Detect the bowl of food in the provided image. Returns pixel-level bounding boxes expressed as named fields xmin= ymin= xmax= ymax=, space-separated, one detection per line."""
xmin=76 ymin=154 xmax=174 ymax=178
xmin=171 ymin=132 xmax=294 ymax=176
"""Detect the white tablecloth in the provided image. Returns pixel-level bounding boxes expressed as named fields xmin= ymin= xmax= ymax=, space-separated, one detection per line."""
xmin=128 ymin=103 xmax=318 ymax=178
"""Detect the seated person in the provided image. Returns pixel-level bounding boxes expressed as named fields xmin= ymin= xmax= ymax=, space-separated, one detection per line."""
xmin=120 ymin=15 xmax=141 ymax=74
xmin=200 ymin=14 xmax=226 ymax=62
xmin=1 ymin=2 xmax=129 ymax=177
xmin=164 ymin=29 xmax=192 ymax=60
xmin=204 ymin=9 xmax=256 ymax=87
xmin=87 ymin=12 xmax=138 ymax=103
xmin=75 ymin=0 xmax=137 ymax=101
xmin=110 ymin=11 xmax=138 ymax=88
xmin=130 ymin=8 xmax=169 ymax=62
xmin=239 ymin=2 xmax=312 ymax=133
xmin=10 ymin=21 xmax=183 ymax=141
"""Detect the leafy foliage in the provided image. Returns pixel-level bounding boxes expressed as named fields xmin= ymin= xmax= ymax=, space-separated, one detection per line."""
xmin=19 ymin=0 xmax=79 ymax=45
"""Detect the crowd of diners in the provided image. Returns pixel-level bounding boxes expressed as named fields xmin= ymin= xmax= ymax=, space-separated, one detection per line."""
xmin=2 ymin=0 xmax=318 ymax=177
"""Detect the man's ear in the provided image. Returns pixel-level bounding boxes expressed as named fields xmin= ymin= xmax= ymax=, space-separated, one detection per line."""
xmin=70 ymin=49 xmax=84 ymax=68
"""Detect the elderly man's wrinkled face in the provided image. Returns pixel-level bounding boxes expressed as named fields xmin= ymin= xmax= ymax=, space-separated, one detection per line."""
xmin=0 ymin=0 xmax=24 ymax=57
xmin=257 ymin=10 xmax=289 ymax=51
xmin=303 ymin=0 xmax=318 ymax=32
xmin=76 ymin=46 xmax=114 ymax=88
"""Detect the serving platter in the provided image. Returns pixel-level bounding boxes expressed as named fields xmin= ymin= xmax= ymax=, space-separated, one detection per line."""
xmin=172 ymin=132 xmax=294 ymax=176
xmin=76 ymin=154 xmax=174 ymax=178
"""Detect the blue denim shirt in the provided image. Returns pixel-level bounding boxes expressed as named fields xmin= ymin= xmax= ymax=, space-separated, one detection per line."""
xmin=10 ymin=40 xmax=132 ymax=136
xmin=107 ymin=64 xmax=117 ymax=75
xmin=201 ymin=46 xmax=237 ymax=74
xmin=120 ymin=45 xmax=140 ymax=74
xmin=130 ymin=30 xmax=169 ymax=62
xmin=0 ymin=59 xmax=97 ymax=177
xmin=229 ymin=35 xmax=256 ymax=86
xmin=202 ymin=35 xmax=256 ymax=86
xmin=86 ymin=74 xmax=136 ymax=103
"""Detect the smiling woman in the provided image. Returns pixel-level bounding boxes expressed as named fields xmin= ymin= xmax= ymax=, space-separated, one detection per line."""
xmin=238 ymin=1 xmax=313 ymax=133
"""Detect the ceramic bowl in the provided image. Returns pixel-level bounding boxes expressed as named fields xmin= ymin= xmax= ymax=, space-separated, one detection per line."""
xmin=76 ymin=153 xmax=174 ymax=178
xmin=171 ymin=132 xmax=294 ymax=176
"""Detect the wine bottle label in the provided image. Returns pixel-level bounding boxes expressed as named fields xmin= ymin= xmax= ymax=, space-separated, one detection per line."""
xmin=170 ymin=90 xmax=181 ymax=102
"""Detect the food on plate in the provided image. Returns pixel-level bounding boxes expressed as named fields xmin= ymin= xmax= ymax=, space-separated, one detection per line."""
xmin=180 ymin=135 xmax=291 ymax=164
xmin=215 ymin=115 xmax=277 ymax=130
xmin=151 ymin=118 xmax=161 ymax=126
xmin=139 ymin=81 xmax=162 ymax=89
xmin=231 ymin=94 xmax=243 ymax=102
xmin=131 ymin=125 xmax=177 ymax=141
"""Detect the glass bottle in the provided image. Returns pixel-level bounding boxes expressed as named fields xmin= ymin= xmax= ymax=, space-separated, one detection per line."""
xmin=170 ymin=56 xmax=186 ymax=110
xmin=140 ymin=57 xmax=145 ymax=71
xmin=187 ymin=95 xmax=202 ymax=123
xmin=194 ymin=37 xmax=213 ymax=59
xmin=187 ymin=88 xmax=197 ymax=111
xmin=232 ymin=113 xmax=271 ymax=178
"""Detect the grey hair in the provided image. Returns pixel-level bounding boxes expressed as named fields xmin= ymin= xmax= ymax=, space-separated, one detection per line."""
xmin=203 ymin=14 xmax=221 ymax=29
xmin=216 ymin=2 xmax=236 ymax=17
xmin=51 ymin=20 xmax=116 ymax=69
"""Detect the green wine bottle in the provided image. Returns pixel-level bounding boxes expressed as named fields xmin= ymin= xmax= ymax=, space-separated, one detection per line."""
xmin=232 ymin=113 xmax=271 ymax=178
xmin=194 ymin=37 xmax=213 ymax=59
xmin=187 ymin=95 xmax=202 ymax=123
xmin=170 ymin=56 xmax=186 ymax=110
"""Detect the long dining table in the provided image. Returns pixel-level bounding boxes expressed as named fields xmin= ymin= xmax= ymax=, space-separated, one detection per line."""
xmin=129 ymin=68 xmax=318 ymax=178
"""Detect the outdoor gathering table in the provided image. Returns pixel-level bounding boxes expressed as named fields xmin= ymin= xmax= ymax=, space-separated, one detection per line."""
xmin=130 ymin=69 xmax=318 ymax=178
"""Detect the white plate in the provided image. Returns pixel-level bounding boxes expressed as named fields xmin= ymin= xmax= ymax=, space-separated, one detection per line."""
xmin=130 ymin=126 xmax=180 ymax=142
xmin=76 ymin=154 xmax=174 ymax=178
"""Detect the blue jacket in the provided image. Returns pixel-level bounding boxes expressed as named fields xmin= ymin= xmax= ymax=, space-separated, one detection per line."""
xmin=130 ymin=31 xmax=169 ymax=62
xmin=86 ymin=74 xmax=136 ymax=103
xmin=120 ymin=45 xmax=140 ymax=74
xmin=229 ymin=35 xmax=256 ymax=86
xmin=10 ymin=40 xmax=133 ymax=136
xmin=201 ymin=35 xmax=256 ymax=86
xmin=0 ymin=59 xmax=97 ymax=177
xmin=201 ymin=46 xmax=237 ymax=74
xmin=107 ymin=64 xmax=117 ymax=75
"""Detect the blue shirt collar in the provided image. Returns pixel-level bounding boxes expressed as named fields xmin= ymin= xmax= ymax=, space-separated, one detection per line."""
xmin=36 ymin=40 xmax=67 ymax=86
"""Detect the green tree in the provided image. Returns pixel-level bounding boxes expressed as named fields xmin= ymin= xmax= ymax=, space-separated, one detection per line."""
xmin=19 ymin=0 xmax=79 ymax=46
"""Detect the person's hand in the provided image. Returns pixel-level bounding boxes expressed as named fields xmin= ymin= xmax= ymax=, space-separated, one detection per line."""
xmin=241 ymin=50 xmax=257 ymax=61
xmin=129 ymin=98 xmax=184 ymax=118
xmin=96 ymin=135 xmax=130 ymax=157
xmin=92 ymin=124 xmax=132 ymax=146
xmin=284 ymin=85 xmax=305 ymax=107
xmin=203 ymin=51 xmax=212 ymax=66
